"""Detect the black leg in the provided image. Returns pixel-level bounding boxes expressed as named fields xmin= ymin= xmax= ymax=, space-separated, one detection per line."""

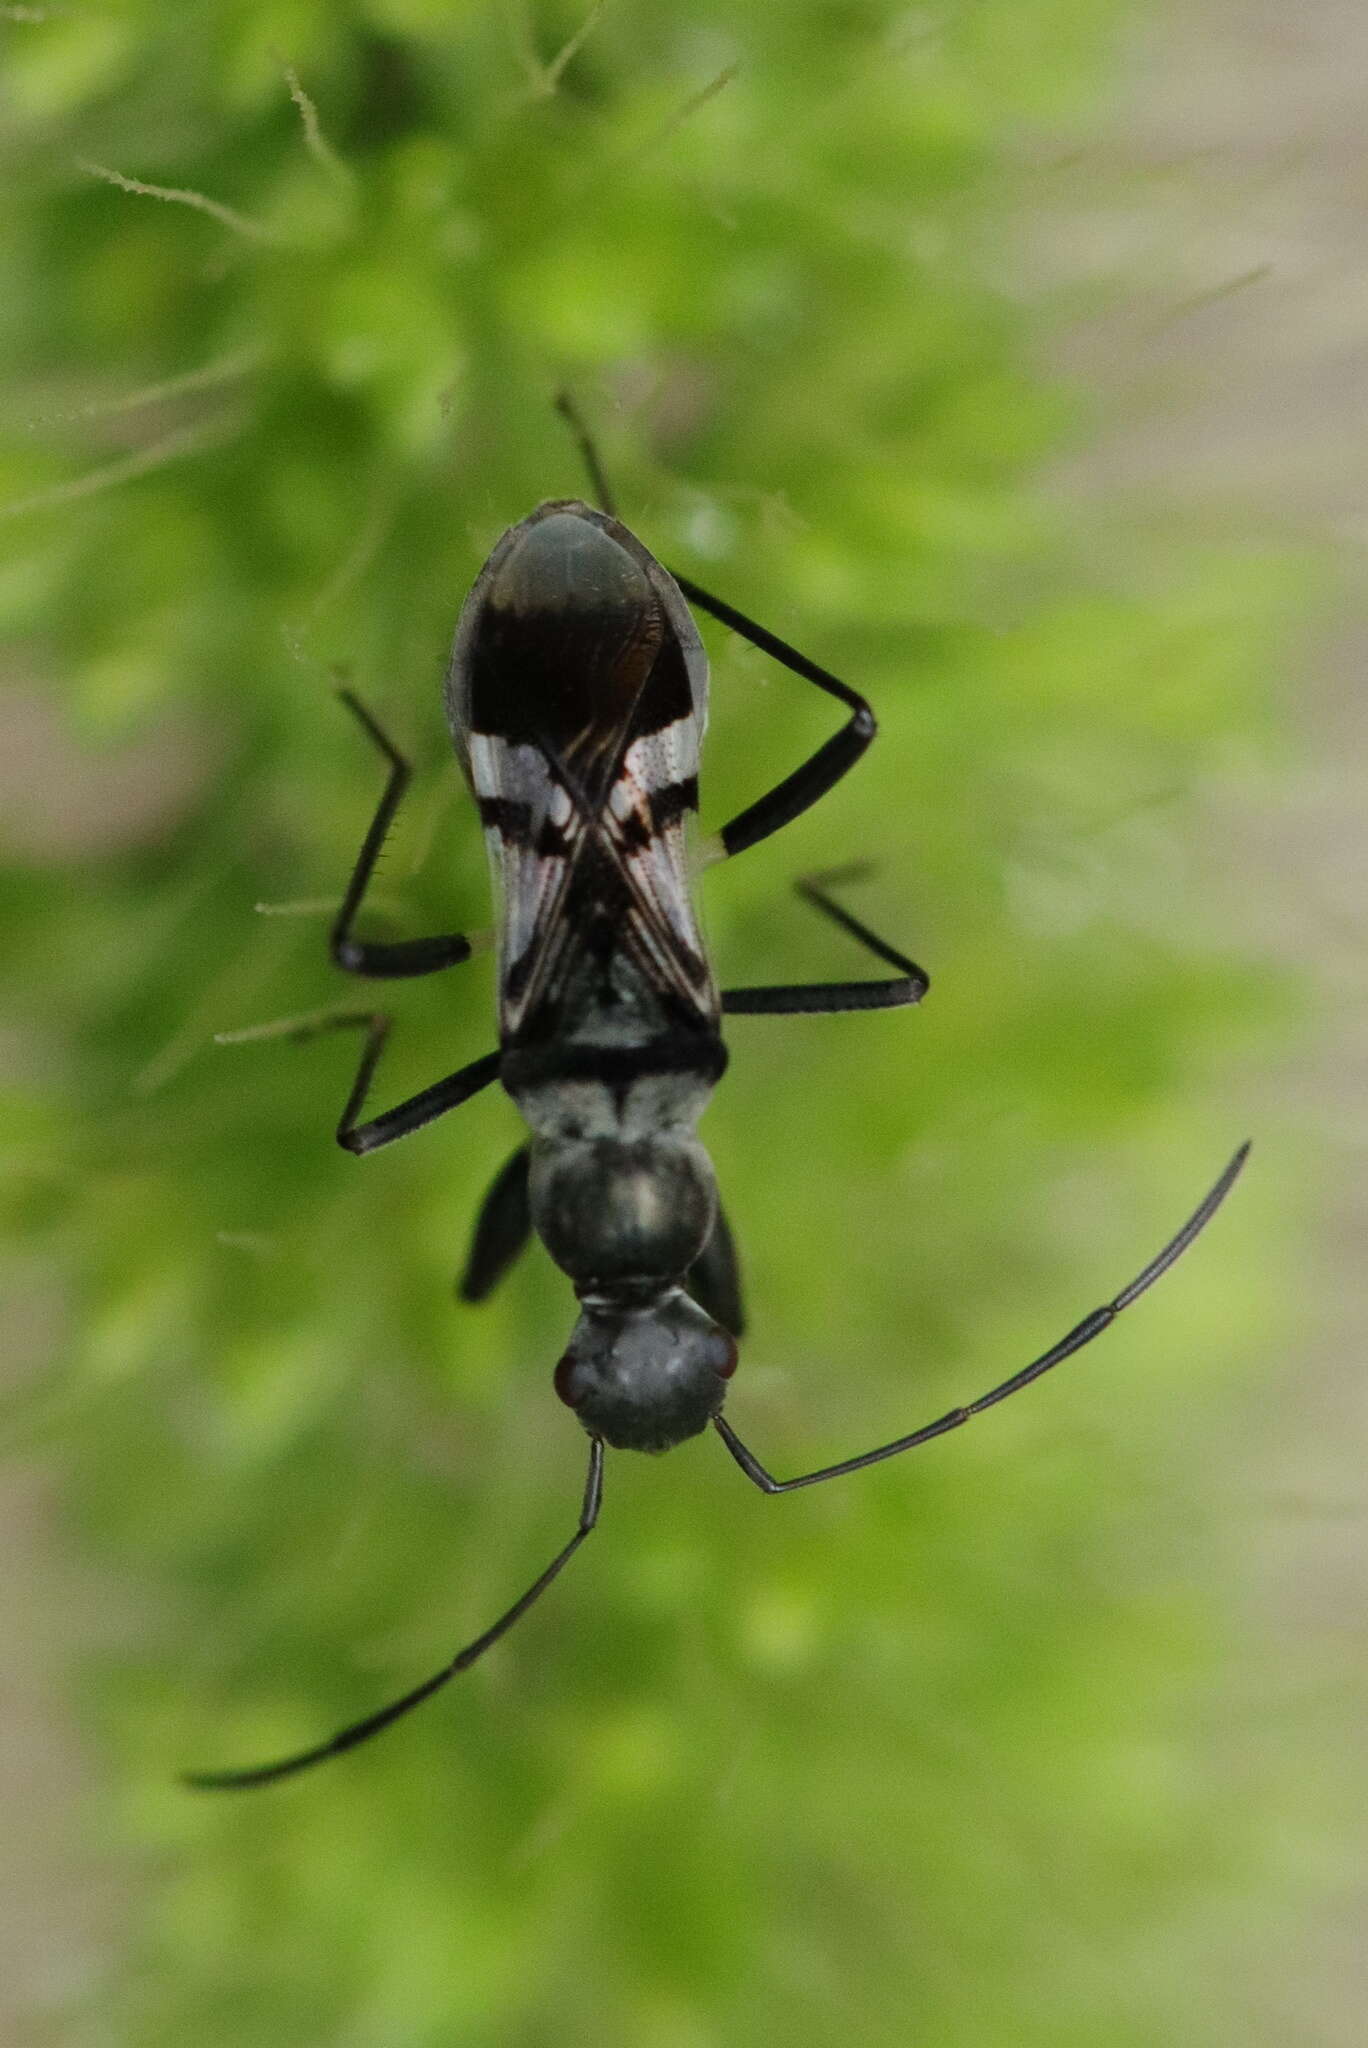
xmin=459 ymin=1147 xmax=532 ymax=1302
xmin=687 ymin=1198 xmax=745 ymax=1338
xmin=670 ymin=575 xmax=875 ymax=862
xmin=722 ymin=869 xmax=929 ymax=1017
xmin=220 ymin=1009 xmax=501 ymax=1155
xmin=330 ymin=690 xmax=475 ymax=979
xmin=183 ymin=1438 xmax=605 ymax=1790
xmin=554 ymin=392 xmax=875 ymax=863
xmin=714 ymin=1144 xmax=1250 ymax=1494
xmin=338 ymin=1045 xmax=503 ymax=1157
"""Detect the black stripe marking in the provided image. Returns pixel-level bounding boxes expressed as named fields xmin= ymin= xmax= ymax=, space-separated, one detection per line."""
xmin=501 ymin=1032 xmax=728 ymax=1094
xmin=610 ymin=777 xmax=699 ymax=856
xmin=477 ymin=795 xmax=533 ymax=839
xmin=616 ymin=809 xmax=653 ymax=854
xmin=535 ymin=817 xmax=575 ymax=859
xmin=648 ymin=776 xmax=698 ymax=832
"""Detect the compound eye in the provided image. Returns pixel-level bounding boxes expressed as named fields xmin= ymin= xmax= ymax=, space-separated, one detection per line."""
xmin=553 ymin=1352 xmax=583 ymax=1409
xmin=714 ymin=1331 xmax=738 ymax=1381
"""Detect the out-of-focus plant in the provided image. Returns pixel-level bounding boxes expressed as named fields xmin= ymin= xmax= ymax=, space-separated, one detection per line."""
xmin=0 ymin=4 xmax=1312 ymax=2044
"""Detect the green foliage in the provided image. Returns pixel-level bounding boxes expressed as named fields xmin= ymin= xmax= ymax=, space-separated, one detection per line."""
xmin=0 ymin=3 xmax=1312 ymax=2042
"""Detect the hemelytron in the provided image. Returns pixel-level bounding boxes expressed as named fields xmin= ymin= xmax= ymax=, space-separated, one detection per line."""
xmin=189 ymin=405 xmax=1249 ymax=1788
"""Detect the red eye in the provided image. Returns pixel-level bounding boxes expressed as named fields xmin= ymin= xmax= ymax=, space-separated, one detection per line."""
xmin=715 ymin=1333 xmax=738 ymax=1380
xmin=554 ymin=1353 xmax=582 ymax=1407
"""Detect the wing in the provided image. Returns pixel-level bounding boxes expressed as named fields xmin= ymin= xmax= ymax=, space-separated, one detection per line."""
xmin=464 ymin=725 xmax=587 ymax=1032
xmin=447 ymin=498 xmax=717 ymax=1041
xmin=597 ymin=705 xmax=713 ymax=1017
xmin=467 ymin=682 xmax=715 ymax=1040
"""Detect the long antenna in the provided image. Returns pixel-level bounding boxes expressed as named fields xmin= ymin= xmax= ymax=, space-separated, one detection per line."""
xmin=184 ymin=1438 xmax=604 ymax=1790
xmin=716 ymin=1143 xmax=1250 ymax=1492
xmin=554 ymin=388 xmax=619 ymax=518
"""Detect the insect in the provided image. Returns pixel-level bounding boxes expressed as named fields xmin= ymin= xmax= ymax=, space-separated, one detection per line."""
xmin=188 ymin=404 xmax=1249 ymax=1788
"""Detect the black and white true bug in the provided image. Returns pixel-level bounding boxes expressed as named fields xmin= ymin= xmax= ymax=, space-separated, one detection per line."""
xmin=189 ymin=407 xmax=1248 ymax=1788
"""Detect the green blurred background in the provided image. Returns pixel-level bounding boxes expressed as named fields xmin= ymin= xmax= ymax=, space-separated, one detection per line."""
xmin=1 ymin=2 xmax=1358 ymax=2043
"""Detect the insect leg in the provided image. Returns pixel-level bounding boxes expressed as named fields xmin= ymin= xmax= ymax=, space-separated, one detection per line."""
xmin=224 ymin=1008 xmax=500 ymax=1155
xmin=458 ymin=1147 xmax=532 ymax=1302
xmin=183 ymin=1438 xmax=605 ymax=1790
xmin=671 ymin=575 xmax=875 ymax=861
xmin=722 ymin=870 xmax=929 ymax=1017
xmin=553 ymin=394 xmax=872 ymax=857
xmin=714 ymin=1145 xmax=1249 ymax=1493
xmin=687 ymin=1198 xmax=745 ymax=1337
xmin=332 ymin=1028 xmax=501 ymax=1156
xmin=331 ymin=690 xmax=476 ymax=978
